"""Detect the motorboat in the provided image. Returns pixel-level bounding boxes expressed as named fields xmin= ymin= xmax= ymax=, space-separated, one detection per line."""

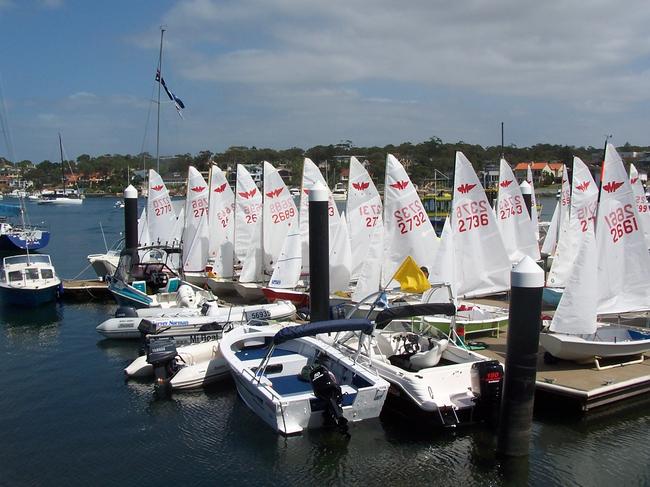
xmin=335 ymin=302 xmax=504 ymax=426
xmin=106 ymin=245 xmax=213 ymax=309
xmin=0 ymin=254 xmax=61 ymax=306
xmin=220 ymin=319 xmax=389 ymax=435
xmin=331 ymin=182 xmax=347 ymax=202
xmin=125 ymin=327 xmax=238 ymax=391
xmin=96 ymin=299 xmax=296 ymax=339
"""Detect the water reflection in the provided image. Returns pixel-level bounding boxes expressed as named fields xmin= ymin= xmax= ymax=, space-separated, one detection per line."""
xmin=0 ymin=302 xmax=62 ymax=345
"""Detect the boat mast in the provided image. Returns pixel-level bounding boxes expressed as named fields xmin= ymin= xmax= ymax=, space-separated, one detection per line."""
xmin=58 ymin=132 xmax=65 ymax=196
xmin=156 ymin=27 xmax=165 ymax=174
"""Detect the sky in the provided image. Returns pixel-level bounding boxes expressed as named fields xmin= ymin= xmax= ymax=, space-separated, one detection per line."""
xmin=1 ymin=0 xmax=650 ymax=163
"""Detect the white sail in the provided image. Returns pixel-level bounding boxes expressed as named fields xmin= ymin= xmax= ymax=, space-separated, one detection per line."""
xmin=262 ymin=161 xmax=299 ymax=276
xmin=345 ymin=156 xmax=383 ymax=280
xmin=182 ymin=166 xmax=210 ymax=272
xmin=549 ymin=228 xmax=597 ymax=335
xmin=268 ymin=228 xmax=302 ymax=289
xmin=541 ymin=201 xmax=559 ymax=255
xmin=351 ymin=221 xmax=384 ymax=303
xmin=556 ymin=166 xmax=571 ymax=253
xmin=495 ymin=158 xmax=540 ymax=263
xmin=382 ymin=154 xmax=439 ymax=286
xmin=329 ymin=213 xmax=352 ymax=293
xmin=299 ymin=158 xmax=341 ymax=275
xmin=596 ymin=144 xmax=650 ymax=314
xmin=207 ymin=164 xmax=235 ymax=278
xmin=448 ymin=152 xmax=510 ymax=297
xmin=234 ymin=165 xmax=263 ymax=265
xmin=547 ymin=157 xmax=598 ymax=288
xmin=526 ymin=164 xmax=540 ymax=242
xmin=425 ymin=217 xmax=457 ymax=303
xmin=138 ymin=207 xmax=150 ymax=246
xmin=146 ymin=169 xmax=178 ymax=246
xmin=629 ymin=163 xmax=650 ymax=249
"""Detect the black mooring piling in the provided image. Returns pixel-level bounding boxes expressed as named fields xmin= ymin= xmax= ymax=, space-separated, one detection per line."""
xmin=124 ymin=185 xmax=139 ymax=252
xmin=520 ymin=180 xmax=532 ymax=219
xmin=497 ymin=256 xmax=544 ymax=457
xmin=308 ymin=182 xmax=330 ymax=322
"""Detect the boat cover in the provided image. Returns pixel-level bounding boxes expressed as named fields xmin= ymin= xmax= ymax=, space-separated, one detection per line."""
xmin=273 ymin=318 xmax=373 ymax=345
xmin=375 ymin=303 xmax=456 ymax=329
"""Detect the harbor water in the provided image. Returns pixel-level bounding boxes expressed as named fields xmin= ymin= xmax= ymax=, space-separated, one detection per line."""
xmin=1 ymin=197 xmax=649 ymax=486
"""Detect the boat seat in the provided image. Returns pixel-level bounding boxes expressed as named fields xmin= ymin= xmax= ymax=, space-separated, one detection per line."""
xmin=409 ymin=339 xmax=448 ymax=371
xmin=374 ymin=333 xmax=397 ymax=359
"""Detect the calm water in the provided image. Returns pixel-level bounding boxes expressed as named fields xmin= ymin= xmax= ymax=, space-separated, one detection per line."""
xmin=1 ymin=197 xmax=649 ymax=486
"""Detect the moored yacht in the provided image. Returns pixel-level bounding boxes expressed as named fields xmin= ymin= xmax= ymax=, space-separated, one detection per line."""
xmin=0 ymin=254 xmax=61 ymax=305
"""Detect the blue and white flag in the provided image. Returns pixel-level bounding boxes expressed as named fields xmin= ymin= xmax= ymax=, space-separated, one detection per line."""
xmin=156 ymin=69 xmax=185 ymax=118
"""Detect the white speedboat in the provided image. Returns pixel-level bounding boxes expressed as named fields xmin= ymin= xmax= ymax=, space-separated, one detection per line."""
xmin=96 ymin=300 xmax=296 ymax=339
xmin=0 ymin=254 xmax=61 ymax=306
xmin=221 ymin=319 xmax=389 ymax=435
xmin=331 ymin=183 xmax=347 ymax=202
xmin=335 ymin=303 xmax=504 ymax=426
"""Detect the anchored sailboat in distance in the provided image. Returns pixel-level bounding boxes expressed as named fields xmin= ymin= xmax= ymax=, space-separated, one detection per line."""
xmin=38 ymin=133 xmax=83 ymax=205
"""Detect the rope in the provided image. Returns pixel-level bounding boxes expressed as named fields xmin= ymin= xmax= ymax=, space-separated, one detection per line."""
xmin=70 ymin=262 xmax=94 ymax=280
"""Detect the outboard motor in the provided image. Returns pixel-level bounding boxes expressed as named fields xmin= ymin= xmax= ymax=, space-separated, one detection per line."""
xmin=146 ymin=338 xmax=180 ymax=397
xmin=114 ymin=306 xmax=138 ymax=318
xmin=473 ymin=360 xmax=504 ymax=426
xmin=310 ymin=365 xmax=348 ymax=433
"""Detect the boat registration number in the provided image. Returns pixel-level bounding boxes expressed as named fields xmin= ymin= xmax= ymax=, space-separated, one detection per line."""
xmin=245 ymin=309 xmax=272 ymax=321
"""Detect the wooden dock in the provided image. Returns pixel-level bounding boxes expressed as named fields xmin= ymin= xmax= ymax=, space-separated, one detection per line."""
xmin=61 ymin=279 xmax=114 ymax=302
xmin=478 ymin=332 xmax=650 ymax=412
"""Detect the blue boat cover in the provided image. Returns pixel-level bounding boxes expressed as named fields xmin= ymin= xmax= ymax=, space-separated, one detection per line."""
xmin=0 ymin=204 xmax=21 ymax=217
xmin=375 ymin=303 xmax=456 ymax=329
xmin=273 ymin=318 xmax=373 ymax=345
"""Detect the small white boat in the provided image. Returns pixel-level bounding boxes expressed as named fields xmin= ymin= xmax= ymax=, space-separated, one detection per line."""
xmin=114 ymin=200 xmax=125 ymax=209
xmin=334 ymin=303 xmax=504 ymax=426
xmin=96 ymin=300 xmax=297 ymax=339
xmin=331 ymin=182 xmax=347 ymax=202
xmin=0 ymin=254 xmax=60 ymax=306
xmin=221 ymin=319 xmax=389 ymax=435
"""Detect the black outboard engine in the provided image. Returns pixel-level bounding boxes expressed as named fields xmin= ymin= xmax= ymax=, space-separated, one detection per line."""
xmin=310 ymin=365 xmax=348 ymax=433
xmin=114 ymin=306 xmax=138 ymax=318
xmin=146 ymin=338 xmax=180 ymax=397
xmin=473 ymin=360 xmax=504 ymax=426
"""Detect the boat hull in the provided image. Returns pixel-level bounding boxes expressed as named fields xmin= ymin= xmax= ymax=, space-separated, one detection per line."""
xmin=542 ymin=287 xmax=563 ymax=307
xmin=0 ymin=283 xmax=59 ymax=306
xmin=540 ymin=327 xmax=650 ymax=361
xmin=0 ymin=231 xmax=50 ymax=251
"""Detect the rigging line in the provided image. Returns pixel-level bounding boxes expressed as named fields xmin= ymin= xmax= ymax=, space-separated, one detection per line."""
xmin=139 ymin=70 xmax=158 ymax=171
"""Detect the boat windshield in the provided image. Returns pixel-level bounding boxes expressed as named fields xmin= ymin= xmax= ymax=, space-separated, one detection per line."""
xmin=41 ymin=269 xmax=54 ymax=279
xmin=8 ymin=271 xmax=22 ymax=282
xmin=3 ymin=254 xmax=52 ymax=267
xmin=25 ymin=268 xmax=40 ymax=280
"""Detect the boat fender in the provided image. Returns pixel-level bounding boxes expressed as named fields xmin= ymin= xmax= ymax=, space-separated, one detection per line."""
xmin=115 ymin=306 xmax=138 ymax=318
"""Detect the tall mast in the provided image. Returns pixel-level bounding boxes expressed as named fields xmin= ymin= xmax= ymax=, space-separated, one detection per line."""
xmin=156 ymin=27 xmax=165 ymax=174
xmin=59 ymin=132 xmax=65 ymax=195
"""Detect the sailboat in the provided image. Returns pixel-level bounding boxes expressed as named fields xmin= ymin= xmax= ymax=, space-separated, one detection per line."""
xmin=0 ymin=203 xmax=50 ymax=251
xmin=629 ymin=163 xmax=650 ymax=249
xmin=38 ymin=133 xmax=83 ymax=205
xmin=494 ymin=157 xmax=539 ymax=264
xmin=543 ymin=157 xmax=598 ymax=306
xmin=540 ymin=144 xmax=650 ymax=363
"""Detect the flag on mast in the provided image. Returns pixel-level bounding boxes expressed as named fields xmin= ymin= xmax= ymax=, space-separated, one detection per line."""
xmin=155 ymin=69 xmax=185 ymax=118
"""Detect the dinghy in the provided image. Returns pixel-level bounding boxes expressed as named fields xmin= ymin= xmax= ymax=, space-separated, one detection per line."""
xmin=96 ymin=300 xmax=296 ymax=339
xmin=333 ymin=303 xmax=503 ymax=426
xmin=540 ymin=144 xmax=650 ymax=363
xmin=221 ymin=319 xmax=389 ymax=435
xmin=629 ymin=163 xmax=650 ymax=249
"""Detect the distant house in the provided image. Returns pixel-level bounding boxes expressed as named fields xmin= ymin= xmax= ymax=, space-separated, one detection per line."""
xmin=513 ymin=162 xmax=564 ymax=183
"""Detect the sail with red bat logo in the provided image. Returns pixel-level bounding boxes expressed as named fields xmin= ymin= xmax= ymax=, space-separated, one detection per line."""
xmin=207 ymin=164 xmax=235 ymax=279
xmin=596 ymin=144 xmax=650 ymax=315
xmin=234 ymin=165 xmax=263 ymax=267
xmin=382 ymin=154 xmax=439 ymax=287
xmin=262 ymin=161 xmax=299 ymax=277
xmin=182 ymin=166 xmax=210 ymax=272
xmin=346 ymin=156 xmax=383 ymax=281
xmin=146 ymin=169 xmax=180 ymax=247
xmin=298 ymin=158 xmax=341 ymax=277
xmin=495 ymin=158 xmax=540 ymax=264
xmin=629 ymin=163 xmax=650 ymax=249
xmin=442 ymin=152 xmax=510 ymax=298
xmin=546 ymin=157 xmax=597 ymax=300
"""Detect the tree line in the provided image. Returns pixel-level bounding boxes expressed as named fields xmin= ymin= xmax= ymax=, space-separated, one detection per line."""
xmin=3 ymin=138 xmax=646 ymax=193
